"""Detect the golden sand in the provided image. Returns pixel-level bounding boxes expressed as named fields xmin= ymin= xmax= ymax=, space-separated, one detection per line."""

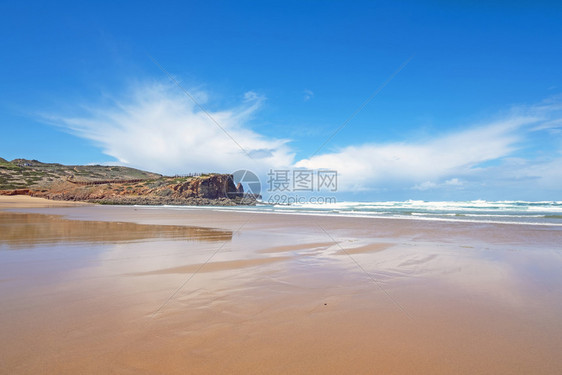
xmin=1 ymin=196 xmax=562 ymax=374
xmin=0 ymin=195 xmax=88 ymax=208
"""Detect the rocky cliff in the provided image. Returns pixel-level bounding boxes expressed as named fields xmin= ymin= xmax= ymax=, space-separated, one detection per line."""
xmin=0 ymin=158 xmax=252 ymax=206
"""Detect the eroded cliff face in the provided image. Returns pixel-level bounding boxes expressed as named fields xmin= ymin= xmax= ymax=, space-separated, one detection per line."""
xmin=173 ymin=174 xmax=238 ymax=199
xmin=1 ymin=174 xmax=252 ymax=206
xmin=0 ymin=158 xmax=254 ymax=205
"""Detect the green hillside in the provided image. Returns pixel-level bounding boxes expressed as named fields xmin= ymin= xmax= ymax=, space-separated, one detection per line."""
xmin=0 ymin=158 xmax=162 ymax=190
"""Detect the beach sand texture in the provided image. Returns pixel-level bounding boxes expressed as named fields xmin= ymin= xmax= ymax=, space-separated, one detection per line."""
xmin=1 ymin=196 xmax=562 ymax=374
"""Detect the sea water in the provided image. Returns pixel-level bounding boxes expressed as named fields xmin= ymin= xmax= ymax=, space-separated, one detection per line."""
xmin=159 ymin=200 xmax=562 ymax=226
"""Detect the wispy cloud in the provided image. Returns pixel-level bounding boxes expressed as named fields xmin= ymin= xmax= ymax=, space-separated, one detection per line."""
xmin=45 ymin=82 xmax=295 ymax=175
xmin=296 ymin=117 xmax=530 ymax=190
xmin=296 ymin=101 xmax=562 ymax=194
xmin=303 ymin=89 xmax=314 ymax=101
xmin=413 ymin=178 xmax=463 ymax=191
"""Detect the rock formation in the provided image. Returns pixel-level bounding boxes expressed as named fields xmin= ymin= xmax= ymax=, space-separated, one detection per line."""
xmin=0 ymin=158 xmax=257 ymax=206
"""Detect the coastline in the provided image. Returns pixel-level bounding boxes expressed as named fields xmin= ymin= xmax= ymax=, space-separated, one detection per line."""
xmin=1 ymin=196 xmax=562 ymax=374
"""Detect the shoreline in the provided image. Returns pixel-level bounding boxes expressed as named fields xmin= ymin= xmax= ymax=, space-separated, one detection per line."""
xmin=155 ymin=204 xmax=562 ymax=227
xmin=3 ymin=196 xmax=562 ymax=228
xmin=4 ymin=197 xmax=560 ymax=247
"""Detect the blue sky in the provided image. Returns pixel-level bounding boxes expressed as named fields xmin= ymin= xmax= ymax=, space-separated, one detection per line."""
xmin=1 ymin=1 xmax=561 ymax=201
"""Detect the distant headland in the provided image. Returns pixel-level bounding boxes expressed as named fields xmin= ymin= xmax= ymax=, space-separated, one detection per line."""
xmin=0 ymin=157 xmax=253 ymax=205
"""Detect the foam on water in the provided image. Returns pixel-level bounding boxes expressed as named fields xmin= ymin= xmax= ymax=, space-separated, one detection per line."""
xmin=148 ymin=200 xmax=562 ymax=226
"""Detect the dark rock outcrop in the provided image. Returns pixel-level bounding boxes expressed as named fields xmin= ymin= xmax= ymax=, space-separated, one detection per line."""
xmin=173 ymin=174 xmax=237 ymax=199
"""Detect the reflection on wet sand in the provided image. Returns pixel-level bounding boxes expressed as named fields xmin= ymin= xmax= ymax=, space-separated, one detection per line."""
xmin=0 ymin=212 xmax=232 ymax=248
xmin=135 ymin=255 xmax=293 ymax=275
xmin=1 ymin=198 xmax=562 ymax=374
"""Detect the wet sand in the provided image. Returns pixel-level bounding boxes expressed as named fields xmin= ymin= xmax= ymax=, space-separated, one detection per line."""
xmin=1 ymin=196 xmax=562 ymax=374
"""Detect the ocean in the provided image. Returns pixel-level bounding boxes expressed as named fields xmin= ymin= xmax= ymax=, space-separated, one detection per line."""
xmin=162 ymin=200 xmax=562 ymax=226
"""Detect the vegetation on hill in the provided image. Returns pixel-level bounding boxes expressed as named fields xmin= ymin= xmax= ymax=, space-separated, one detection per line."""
xmin=0 ymin=158 xmax=250 ymax=205
xmin=0 ymin=158 xmax=161 ymax=190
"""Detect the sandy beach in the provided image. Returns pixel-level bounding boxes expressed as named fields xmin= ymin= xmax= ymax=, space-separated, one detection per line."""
xmin=1 ymin=196 xmax=562 ymax=374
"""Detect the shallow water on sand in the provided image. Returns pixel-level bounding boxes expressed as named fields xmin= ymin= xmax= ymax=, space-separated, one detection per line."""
xmin=1 ymin=204 xmax=562 ymax=374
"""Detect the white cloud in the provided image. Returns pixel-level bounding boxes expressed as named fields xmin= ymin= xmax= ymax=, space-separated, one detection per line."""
xmin=45 ymin=83 xmax=562 ymax=198
xmin=47 ymin=82 xmax=295 ymax=175
xmin=303 ymin=89 xmax=314 ymax=101
xmin=295 ymin=97 xmax=562 ymax=195
xmin=413 ymin=181 xmax=438 ymax=191
xmin=445 ymin=178 xmax=462 ymax=186
xmin=296 ymin=115 xmax=541 ymax=191
xmin=413 ymin=178 xmax=463 ymax=191
xmin=531 ymin=118 xmax=562 ymax=134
